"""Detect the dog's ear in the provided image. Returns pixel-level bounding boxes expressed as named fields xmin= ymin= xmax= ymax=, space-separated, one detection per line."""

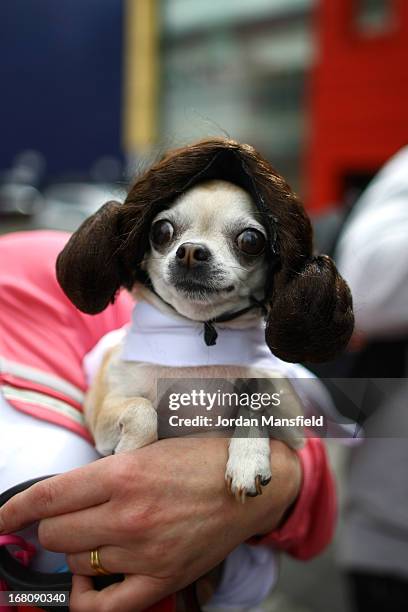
xmin=265 ymin=255 xmax=354 ymax=363
xmin=56 ymin=201 xmax=124 ymax=314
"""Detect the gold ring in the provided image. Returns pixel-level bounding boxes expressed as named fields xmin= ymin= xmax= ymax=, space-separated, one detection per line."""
xmin=90 ymin=548 xmax=110 ymax=575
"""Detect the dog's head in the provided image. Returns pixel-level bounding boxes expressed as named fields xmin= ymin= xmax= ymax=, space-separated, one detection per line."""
xmin=141 ymin=179 xmax=269 ymax=322
xmin=56 ymin=138 xmax=354 ymax=363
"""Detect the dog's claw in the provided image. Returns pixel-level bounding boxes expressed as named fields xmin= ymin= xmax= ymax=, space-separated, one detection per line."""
xmin=226 ymin=472 xmax=271 ymax=501
xmin=225 ymin=476 xmax=270 ymax=500
xmin=226 ymin=476 xmax=232 ymax=495
xmin=234 ymin=486 xmax=246 ymax=503
xmin=255 ymin=475 xmax=263 ymax=496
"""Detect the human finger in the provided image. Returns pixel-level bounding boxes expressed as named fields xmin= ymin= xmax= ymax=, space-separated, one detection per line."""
xmin=0 ymin=459 xmax=112 ymax=534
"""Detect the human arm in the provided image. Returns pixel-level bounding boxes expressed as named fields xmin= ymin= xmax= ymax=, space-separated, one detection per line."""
xmin=0 ymin=437 xmax=303 ymax=611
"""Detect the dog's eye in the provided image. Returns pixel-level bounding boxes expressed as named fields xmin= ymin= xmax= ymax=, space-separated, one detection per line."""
xmin=151 ymin=220 xmax=174 ymax=246
xmin=236 ymin=229 xmax=265 ymax=255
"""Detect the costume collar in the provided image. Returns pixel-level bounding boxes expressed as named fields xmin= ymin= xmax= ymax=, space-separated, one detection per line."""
xmin=121 ymin=300 xmax=275 ymax=367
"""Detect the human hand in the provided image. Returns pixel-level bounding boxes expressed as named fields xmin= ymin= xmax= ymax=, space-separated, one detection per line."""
xmin=0 ymin=437 xmax=300 ymax=612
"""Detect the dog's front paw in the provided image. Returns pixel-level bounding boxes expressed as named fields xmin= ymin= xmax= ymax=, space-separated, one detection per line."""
xmin=225 ymin=437 xmax=271 ymax=502
xmin=114 ymin=400 xmax=158 ymax=454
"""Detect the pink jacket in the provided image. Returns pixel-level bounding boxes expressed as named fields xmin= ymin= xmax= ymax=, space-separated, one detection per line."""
xmin=0 ymin=231 xmax=132 ymax=440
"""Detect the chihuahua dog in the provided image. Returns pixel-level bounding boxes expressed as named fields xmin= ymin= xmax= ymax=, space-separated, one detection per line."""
xmin=56 ymin=139 xmax=354 ymax=500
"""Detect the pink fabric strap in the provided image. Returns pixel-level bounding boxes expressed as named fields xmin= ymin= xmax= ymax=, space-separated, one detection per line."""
xmin=0 ymin=535 xmax=36 ymax=566
xmin=0 ymin=535 xmax=36 ymax=611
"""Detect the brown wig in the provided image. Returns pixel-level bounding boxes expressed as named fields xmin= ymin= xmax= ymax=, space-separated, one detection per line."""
xmin=56 ymin=138 xmax=354 ymax=363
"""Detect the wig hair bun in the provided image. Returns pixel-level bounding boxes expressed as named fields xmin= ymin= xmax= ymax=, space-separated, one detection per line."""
xmin=56 ymin=200 xmax=124 ymax=314
xmin=265 ymin=255 xmax=354 ymax=363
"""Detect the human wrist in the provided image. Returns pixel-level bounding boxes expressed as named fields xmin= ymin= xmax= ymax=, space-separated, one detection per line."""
xmin=144 ymin=437 xmax=301 ymax=545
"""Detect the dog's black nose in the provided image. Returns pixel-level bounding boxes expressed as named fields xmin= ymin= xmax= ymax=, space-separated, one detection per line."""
xmin=176 ymin=242 xmax=211 ymax=267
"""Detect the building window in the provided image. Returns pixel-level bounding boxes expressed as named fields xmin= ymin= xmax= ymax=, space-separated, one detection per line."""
xmin=355 ymin=0 xmax=394 ymax=34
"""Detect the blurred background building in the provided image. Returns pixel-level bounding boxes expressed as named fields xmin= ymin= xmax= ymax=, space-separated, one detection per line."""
xmin=158 ymin=0 xmax=314 ymax=190
xmin=307 ymin=0 xmax=408 ymax=212
xmin=1 ymin=0 xmax=407 ymax=231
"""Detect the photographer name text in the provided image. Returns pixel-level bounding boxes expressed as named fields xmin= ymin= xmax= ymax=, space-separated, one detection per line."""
xmin=168 ymin=414 xmax=324 ymax=428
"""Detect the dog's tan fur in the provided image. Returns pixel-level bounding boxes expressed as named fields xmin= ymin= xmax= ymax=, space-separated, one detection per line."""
xmin=86 ymin=349 xmax=304 ymax=441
